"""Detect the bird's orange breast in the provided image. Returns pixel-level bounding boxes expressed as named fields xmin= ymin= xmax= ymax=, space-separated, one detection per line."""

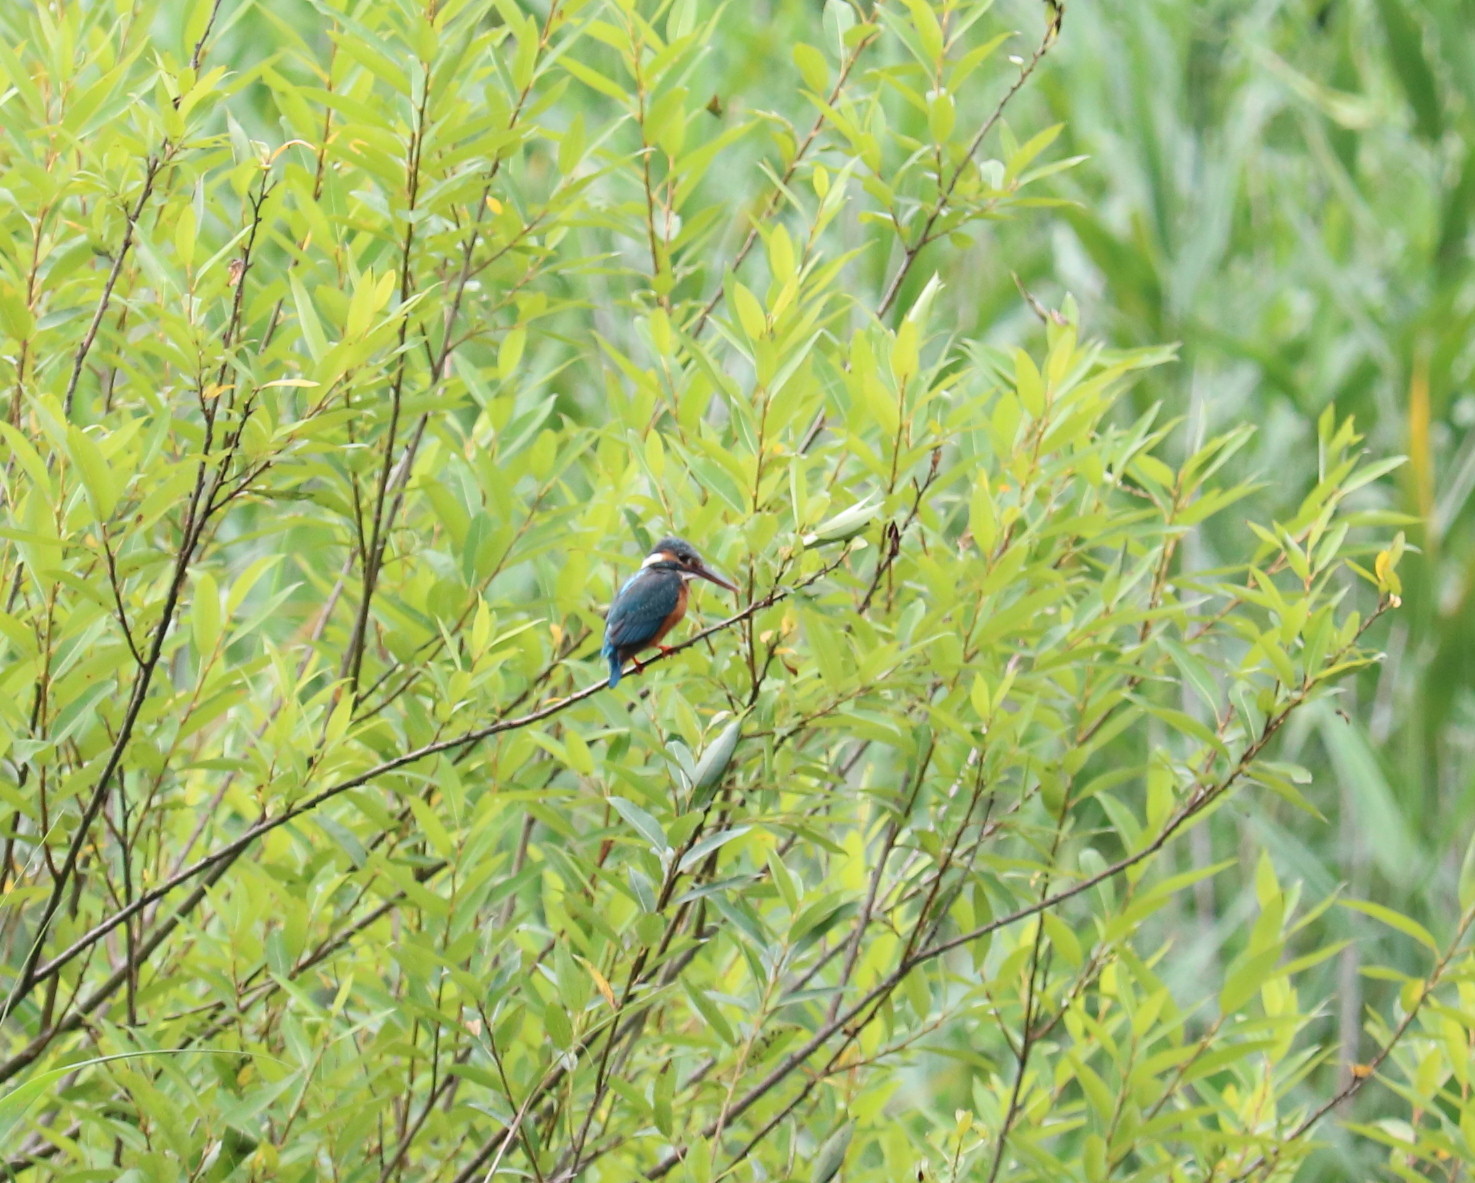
xmin=648 ymin=579 xmax=689 ymax=648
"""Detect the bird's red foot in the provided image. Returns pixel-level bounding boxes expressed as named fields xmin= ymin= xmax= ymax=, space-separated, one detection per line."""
xmin=657 ymin=644 xmax=673 ymax=655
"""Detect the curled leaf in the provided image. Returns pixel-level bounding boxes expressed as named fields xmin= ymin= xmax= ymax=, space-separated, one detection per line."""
xmin=692 ymin=717 xmax=743 ymax=807
xmin=803 ymin=495 xmax=882 ymax=546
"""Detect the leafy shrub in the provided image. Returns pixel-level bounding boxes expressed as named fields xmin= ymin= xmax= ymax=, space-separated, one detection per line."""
xmin=0 ymin=1 xmax=1455 ymax=1180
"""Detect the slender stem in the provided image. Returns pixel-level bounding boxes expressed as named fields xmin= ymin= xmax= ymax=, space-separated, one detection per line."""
xmin=876 ymin=2 xmax=1063 ymax=320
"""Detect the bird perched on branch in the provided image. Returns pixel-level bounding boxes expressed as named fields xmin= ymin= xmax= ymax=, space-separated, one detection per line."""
xmin=603 ymin=537 xmax=737 ymax=687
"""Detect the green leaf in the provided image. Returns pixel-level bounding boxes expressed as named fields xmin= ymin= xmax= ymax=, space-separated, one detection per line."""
xmin=1341 ymin=899 xmax=1439 ymax=954
xmin=731 ymin=280 xmax=766 ymax=342
xmin=793 ymin=43 xmax=828 ymax=93
xmin=811 ymin=1121 xmax=854 ymax=1183
xmin=682 ymin=981 xmax=736 ymax=1046
xmin=1219 ymin=945 xmax=1283 ymax=1014
xmin=822 ymin=0 xmax=856 ymax=55
xmin=803 ymin=495 xmax=882 ymax=544
xmin=544 ymin=998 xmax=574 ymax=1050
xmin=691 ymin=717 xmax=742 ymax=806
xmin=678 ymin=826 xmax=751 ymax=873
xmin=290 ymin=273 xmax=329 ymax=361
xmin=498 ymin=325 xmax=526 ymax=378
xmin=192 ymin=569 xmax=221 ymax=661
xmin=67 ymin=426 xmax=119 ymax=521
xmin=610 ymin=796 xmax=670 ymax=856
xmin=562 ymin=57 xmax=630 ymax=103
xmin=1374 ymin=0 xmax=1442 ymax=141
xmin=0 ymin=1051 xmax=267 ymax=1144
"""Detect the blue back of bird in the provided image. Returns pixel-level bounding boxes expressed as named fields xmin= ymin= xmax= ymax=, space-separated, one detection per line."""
xmin=602 ymin=566 xmax=685 ymax=686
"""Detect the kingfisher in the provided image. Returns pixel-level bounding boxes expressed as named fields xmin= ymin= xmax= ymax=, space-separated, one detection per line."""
xmin=602 ymin=537 xmax=738 ymax=687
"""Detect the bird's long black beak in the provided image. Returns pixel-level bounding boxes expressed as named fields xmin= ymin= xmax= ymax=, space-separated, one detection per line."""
xmin=694 ymin=564 xmax=738 ymax=594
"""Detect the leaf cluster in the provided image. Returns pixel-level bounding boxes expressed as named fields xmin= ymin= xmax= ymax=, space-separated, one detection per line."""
xmin=0 ymin=2 xmax=1445 ymax=1181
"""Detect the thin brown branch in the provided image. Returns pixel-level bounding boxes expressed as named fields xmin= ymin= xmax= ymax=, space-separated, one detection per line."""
xmin=689 ymin=22 xmax=881 ymax=338
xmin=1 ymin=551 xmax=852 ymax=1061
xmin=1224 ymin=897 xmax=1475 ymax=1183
xmin=876 ymin=1 xmax=1064 ymax=320
xmin=643 ymin=598 xmax=1391 ymax=1179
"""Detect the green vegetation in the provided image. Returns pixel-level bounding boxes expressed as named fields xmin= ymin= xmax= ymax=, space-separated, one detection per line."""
xmin=0 ymin=0 xmax=1466 ymax=1180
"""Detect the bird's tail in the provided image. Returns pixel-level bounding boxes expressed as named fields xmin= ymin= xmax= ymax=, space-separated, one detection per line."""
xmin=603 ymin=642 xmax=622 ymax=687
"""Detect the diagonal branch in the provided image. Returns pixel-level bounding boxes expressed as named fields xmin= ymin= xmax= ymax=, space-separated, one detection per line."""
xmin=642 ymin=596 xmax=1391 ymax=1179
xmin=1224 ymin=896 xmax=1475 ymax=1183
xmin=0 ymin=548 xmax=854 ymax=1072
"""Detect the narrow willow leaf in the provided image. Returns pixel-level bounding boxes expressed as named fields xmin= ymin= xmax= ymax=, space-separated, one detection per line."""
xmin=810 ymin=1121 xmax=854 ymax=1183
xmin=691 ymin=717 xmax=742 ymax=806
xmin=610 ymin=796 xmax=669 ymax=857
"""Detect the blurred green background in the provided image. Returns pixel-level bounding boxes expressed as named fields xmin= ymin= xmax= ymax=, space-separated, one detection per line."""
xmin=992 ymin=5 xmax=1475 ymax=1156
xmin=685 ymin=0 xmax=1475 ymax=1157
xmin=988 ymin=1 xmax=1475 ymax=1142
xmin=994 ymin=0 xmax=1472 ymax=895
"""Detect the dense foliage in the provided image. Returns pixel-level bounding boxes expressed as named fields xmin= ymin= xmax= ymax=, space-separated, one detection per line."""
xmin=0 ymin=1 xmax=1464 ymax=1180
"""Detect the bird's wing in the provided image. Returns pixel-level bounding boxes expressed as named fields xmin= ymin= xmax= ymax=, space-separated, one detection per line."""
xmin=605 ymin=571 xmax=678 ymax=649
